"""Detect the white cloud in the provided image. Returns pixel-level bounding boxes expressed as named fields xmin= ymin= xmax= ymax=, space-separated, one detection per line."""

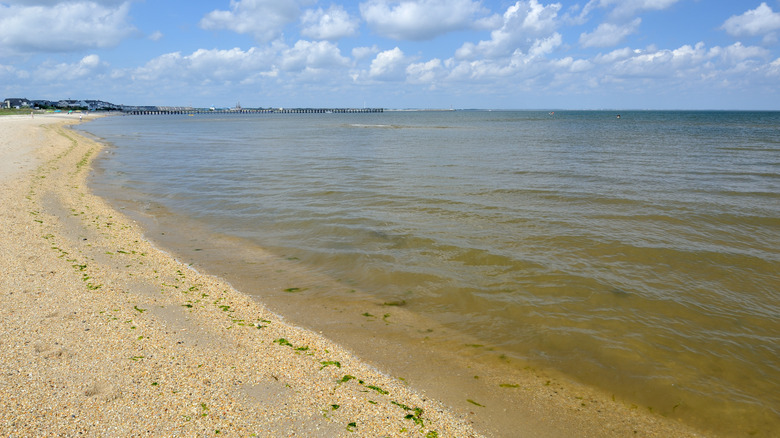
xmin=455 ymin=0 xmax=562 ymax=60
xmin=768 ymin=57 xmax=780 ymax=76
xmin=0 ymin=1 xmax=135 ymax=54
xmin=35 ymin=54 xmax=104 ymax=82
xmin=301 ymin=5 xmax=359 ymax=40
xmin=352 ymin=45 xmax=380 ymax=60
xmin=129 ymin=41 xmax=351 ymax=86
xmin=280 ymin=40 xmax=350 ymax=71
xmin=200 ymin=0 xmax=306 ymax=42
xmin=0 ymin=63 xmax=27 ymax=82
xmin=593 ymin=47 xmax=635 ymax=64
xmin=528 ymin=33 xmax=562 ymax=58
xmin=721 ymin=3 xmax=780 ymax=38
xmin=406 ymin=58 xmax=443 ymax=84
xmin=360 ymin=0 xmax=494 ymax=41
xmin=713 ymin=42 xmax=770 ymax=64
xmin=148 ymin=31 xmax=164 ymax=42
xmin=604 ymin=42 xmax=769 ymax=79
xmin=582 ymin=0 xmax=680 ymax=20
xmin=131 ymin=47 xmax=277 ymax=83
xmin=369 ymin=47 xmax=408 ymax=80
xmin=580 ymin=18 xmax=641 ymax=48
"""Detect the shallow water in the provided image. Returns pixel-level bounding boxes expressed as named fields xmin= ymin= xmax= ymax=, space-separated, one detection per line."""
xmin=81 ymin=111 xmax=780 ymax=435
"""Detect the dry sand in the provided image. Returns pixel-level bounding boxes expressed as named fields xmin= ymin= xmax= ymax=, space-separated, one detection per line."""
xmin=0 ymin=114 xmax=708 ymax=437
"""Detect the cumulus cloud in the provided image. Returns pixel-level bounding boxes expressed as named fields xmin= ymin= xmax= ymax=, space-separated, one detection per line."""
xmin=0 ymin=1 xmax=135 ymax=54
xmin=769 ymin=57 xmax=780 ymax=76
xmin=581 ymin=0 xmax=680 ymax=20
xmin=368 ymin=47 xmax=409 ymax=80
xmin=35 ymin=54 xmax=104 ymax=82
xmin=301 ymin=5 xmax=359 ymax=40
xmin=200 ymin=0 xmax=307 ymax=42
xmin=360 ymin=0 xmax=494 ymax=41
xmin=280 ymin=40 xmax=350 ymax=71
xmin=721 ymin=2 xmax=780 ymax=41
xmin=352 ymin=45 xmax=380 ymax=60
xmin=605 ymin=41 xmax=769 ymax=79
xmin=129 ymin=40 xmax=352 ymax=86
xmin=131 ymin=47 xmax=278 ymax=83
xmin=455 ymin=0 xmax=562 ymax=60
xmin=580 ymin=18 xmax=641 ymax=48
xmin=593 ymin=47 xmax=635 ymax=64
xmin=406 ymin=58 xmax=444 ymax=84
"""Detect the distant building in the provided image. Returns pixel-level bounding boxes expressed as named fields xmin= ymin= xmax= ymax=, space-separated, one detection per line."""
xmin=84 ymin=100 xmax=122 ymax=111
xmin=3 ymin=98 xmax=31 ymax=109
xmin=57 ymin=99 xmax=88 ymax=109
xmin=30 ymin=100 xmax=57 ymax=109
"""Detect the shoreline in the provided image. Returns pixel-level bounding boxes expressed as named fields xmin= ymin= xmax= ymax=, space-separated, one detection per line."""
xmin=0 ymin=114 xmax=706 ymax=436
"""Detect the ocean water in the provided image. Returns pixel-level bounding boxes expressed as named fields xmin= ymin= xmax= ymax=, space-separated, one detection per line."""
xmin=80 ymin=111 xmax=779 ymax=436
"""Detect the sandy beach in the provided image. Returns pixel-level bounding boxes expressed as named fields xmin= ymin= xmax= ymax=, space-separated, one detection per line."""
xmin=0 ymin=114 xmax=708 ymax=437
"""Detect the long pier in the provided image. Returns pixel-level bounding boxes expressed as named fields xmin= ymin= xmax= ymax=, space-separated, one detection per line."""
xmin=125 ymin=108 xmax=383 ymax=115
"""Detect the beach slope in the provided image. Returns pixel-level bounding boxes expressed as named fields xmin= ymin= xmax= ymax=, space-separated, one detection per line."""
xmin=0 ymin=114 xmax=710 ymax=438
xmin=0 ymin=115 xmax=481 ymax=436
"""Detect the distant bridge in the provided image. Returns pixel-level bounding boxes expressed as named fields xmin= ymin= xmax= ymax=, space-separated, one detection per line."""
xmin=125 ymin=108 xmax=384 ymax=115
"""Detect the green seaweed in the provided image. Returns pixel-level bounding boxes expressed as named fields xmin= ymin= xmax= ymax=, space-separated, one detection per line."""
xmin=346 ymin=422 xmax=357 ymax=432
xmin=274 ymin=338 xmax=293 ymax=347
xmin=391 ymin=401 xmax=410 ymax=410
xmin=467 ymin=399 xmax=484 ymax=407
xmin=499 ymin=383 xmax=519 ymax=388
xmin=404 ymin=407 xmax=425 ymax=426
xmin=134 ymin=305 xmax=146 ymax=313
xmin=320 ymin=361 xmax=341 ymax=370
xmin=366 ymin=385 xmax=388 ymax=395
xmin=284 ymin=287 xmax=302 ymax=293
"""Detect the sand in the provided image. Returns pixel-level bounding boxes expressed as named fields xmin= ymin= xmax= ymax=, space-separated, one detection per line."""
xmin=0 ymin=113 xmax=708 ymax=437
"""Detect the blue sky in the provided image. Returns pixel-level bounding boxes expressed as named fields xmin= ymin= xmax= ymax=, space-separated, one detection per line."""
xmin=1 ymin=0 xmax=779 ymax=109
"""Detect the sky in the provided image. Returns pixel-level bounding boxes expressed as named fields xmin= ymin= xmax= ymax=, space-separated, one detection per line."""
xmin=1 ymin=0 xmax=779 ymax=109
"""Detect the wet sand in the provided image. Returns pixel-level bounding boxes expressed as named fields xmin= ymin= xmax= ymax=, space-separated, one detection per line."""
xmin=0 ymin=113 xmax=707 ymax=437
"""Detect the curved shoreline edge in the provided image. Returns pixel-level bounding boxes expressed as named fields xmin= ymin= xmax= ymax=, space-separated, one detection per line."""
xmin=0 ymin=114 xmax=707 ymax=437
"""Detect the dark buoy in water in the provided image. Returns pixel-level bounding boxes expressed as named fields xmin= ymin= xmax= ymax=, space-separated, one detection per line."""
xmin=616 ymin=114 xmax=621 ymax=119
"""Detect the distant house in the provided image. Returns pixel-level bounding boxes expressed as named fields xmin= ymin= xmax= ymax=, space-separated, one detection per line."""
xmin=57 ymin=99 xmax=88 ymax=109
xmin=84 ymin=100 xmax=121 ymax=111
xmin=3 ymin=98 xmax=31 ymax=109
xmin=30 ymin=100 xmax=57 ymax=109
